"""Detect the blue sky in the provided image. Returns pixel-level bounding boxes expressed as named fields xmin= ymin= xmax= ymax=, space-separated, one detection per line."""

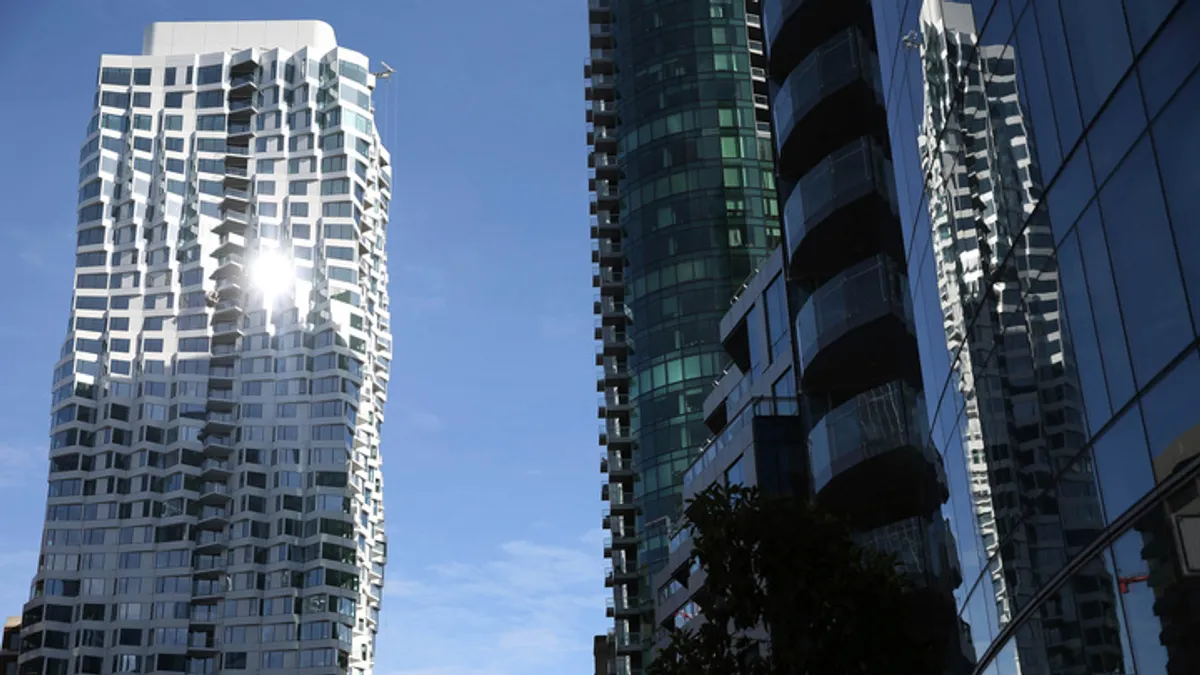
xmin=0 ymin=2 xmax=607 ymax=674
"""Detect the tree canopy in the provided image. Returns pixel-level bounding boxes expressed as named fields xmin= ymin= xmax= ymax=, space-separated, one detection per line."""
xmin=648 ymin=483 xmax=953 ymax=675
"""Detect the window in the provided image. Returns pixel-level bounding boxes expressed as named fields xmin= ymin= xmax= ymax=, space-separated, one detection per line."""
xmin=197 ymin=114 xmax=225 ymax=132
xmin=163 ymin=67 xmax=176 ymax=86
xmin=196 ymin=90 xmax=223 ymax=108
xmin=101 ymin=67 xmax=131 ymax=85
xmin=133 ymin=68 xmax=151 ymax=85
xmin=196 ymin=64 xmax=222 ymax=85
xmin=132 ymin=92 xmax=150 ymax=108
xmin=725 ymin=456 xmax=745 ymax=486
xmin=164 ymin=114 xmax=183 ymax=131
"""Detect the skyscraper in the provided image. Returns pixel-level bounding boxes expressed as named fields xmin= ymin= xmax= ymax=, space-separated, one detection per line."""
xmin=874 ymin=0 xmax=1200 ymax=672
xmin=586 ymin=1 xmax=778 ymax=672
xmin=20 ymin=21 xmax=391 ymax=675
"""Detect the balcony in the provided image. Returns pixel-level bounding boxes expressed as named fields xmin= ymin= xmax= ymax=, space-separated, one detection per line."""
xmin=200 ymin=457 xmax=232 ymax=478
xmin=202 ymin=434 xmax=234 ymax=455
xmin=221 ymin=187 xmax=249 ymax=208
xmin=229 ymin=73 xmax=256 ymax=91
xmin=193 ymin=531 xmax=228 ymax=553
xmin=214 ymin=207 xmax=249 ymax=235
xmin=228 ymin=97 xmax=255 ymax=114
xmin=592 ymin=239 xmax=623 ymax=263
xmin=596 ymin=356 xmax=629 ymax=384
xmin=598 ymin=388 xmax=632 ymax=417
xmin=794 ymin=254 xmax=915 ymax=392
xmin=595 ymin=326 xmax=632 ymax=355
xmin=213 ymin=232 xmax=245 ymax=257
xmin=227 ymin=122 xmax=253 ymax=138
xmin=211 ymin=253 xmax=244 ymax=279
xmin=783 ymin=137 xmax=901 ymax=284
xmin=593 ymin=266 xmax=624 ymax=294
xmin=203 ymin=413 xmax=236 ymax=434
xmin=211 ymin=298 xmax=243 ymax=321
xmin=594 ymin=179 xmax=619 ymax=204
xmin=773 ymin=27 xmax=886 ymax=181
xmin=764 ymin=0 xmax=867 ymax=81
xmin=608 ymin=486 xmax=634 ymax=513
xmin=588 ymin=124 xmax=617 ymax=148
xmin=599 ymin=419 xmax=632 ymax=448
xmin=591 ymin=148 xmax=619 ymax=172
xmin=683 ymin=397 xmax=799 ymax=489
xmin=807 ymin=380 xmax=943 ymax=526
xmin=211 ymin=321 xmax=242 ymax=343
xmin=594 ymin=297 xmax=633 ymax=325
xmin=591 ymin=210 xmax=619 ymax=234
xmin=196 ymin=506 xmax=229 ymax=528
xmin=198 ymin=482 xmax=231 ymax=503
xmin=214 ymin=274 xmax=241 ymax=295
xmin=607 ymin=451 xmax=634 ymax=480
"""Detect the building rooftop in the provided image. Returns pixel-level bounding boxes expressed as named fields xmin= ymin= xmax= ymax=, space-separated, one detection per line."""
xmin=141 ymin=20 xmax=337 ymax=56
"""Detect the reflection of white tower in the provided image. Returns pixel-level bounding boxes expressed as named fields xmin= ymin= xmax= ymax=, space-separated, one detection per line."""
xmin=917 ymin=2 xmax=1122 ymax=675
xmin=22 ymin=21 xmax=393 ymax=675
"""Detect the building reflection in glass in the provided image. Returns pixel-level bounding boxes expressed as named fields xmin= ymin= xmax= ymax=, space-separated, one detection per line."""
xmin=915 ymin=1 xmax=1122 ymax=672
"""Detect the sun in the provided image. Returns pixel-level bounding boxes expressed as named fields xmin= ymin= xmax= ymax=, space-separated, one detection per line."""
xmin=250 ymin=248 xmax=295 ymax=302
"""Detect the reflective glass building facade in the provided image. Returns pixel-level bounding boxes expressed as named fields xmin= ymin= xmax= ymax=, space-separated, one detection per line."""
xmin=586 ymin=2 xmax=780 ymax=672
xmin=874 ymin=0 xmax=1200 ymax=672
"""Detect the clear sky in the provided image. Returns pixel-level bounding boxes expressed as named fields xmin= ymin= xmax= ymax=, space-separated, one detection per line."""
xmin=0 ymin=2 xmax=607 ymax=675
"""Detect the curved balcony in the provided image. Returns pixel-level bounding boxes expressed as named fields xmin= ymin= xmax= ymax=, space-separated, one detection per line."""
xmin=807 ymin=380 xmax=943 ymax=527
xmin=764 ymin=0 xmax=867 ymax=81
xmin=773 ymin=27 xmax=886 ymax=181
xmin=795 ymin=253 xmax=915 ymax=393
xmin=784 ymin=137 xmax=901 ymax=284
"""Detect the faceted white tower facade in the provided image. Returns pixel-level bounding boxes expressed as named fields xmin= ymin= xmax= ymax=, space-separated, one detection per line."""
xmin=20 ymin=21 xmax=392 ymax=675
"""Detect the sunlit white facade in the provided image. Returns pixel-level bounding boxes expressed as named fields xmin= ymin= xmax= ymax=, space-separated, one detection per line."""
xmin=20 ymin=20 xmax=392 ymax=675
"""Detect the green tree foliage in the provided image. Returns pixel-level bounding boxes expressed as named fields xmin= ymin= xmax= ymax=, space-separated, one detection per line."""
xmin=648 ymin=483 xmax=949 ymax=675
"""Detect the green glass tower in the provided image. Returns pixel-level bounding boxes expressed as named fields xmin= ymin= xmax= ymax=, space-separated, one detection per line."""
xmin=587 ymin=1 xmax=778 ymax=672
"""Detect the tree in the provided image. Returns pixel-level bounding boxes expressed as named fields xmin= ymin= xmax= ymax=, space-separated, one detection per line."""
xmin=648 ymin=483 xmax=951 ymax=675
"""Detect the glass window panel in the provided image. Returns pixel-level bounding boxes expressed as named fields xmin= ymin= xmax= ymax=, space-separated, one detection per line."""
xmin=1092 ymin=405 xmax=1153 ymax=521
xmin=1136 ymin=0 xmax=1200 ymax=117
xmin=1013 ymin=6 xmax=1065 ymax=178
xmin=1057 ymin=230 xmax=1112 ymax=431
xmin=1150 ymin=69 xmax=1200 ymax=332
xmin=1047 ymin=145 xmax=1095 ymax=245
xmin=1124 ymin=0 xmax=1180 ymax=51
xmin=1075 ymin=204 xmax=1135 ymax=410
xmin=1085 ymin=75 xmax=1146 ymax=184
xmin=1032 ymin=0 xmax=1084 ymax=154
xmin=1138 ymin=348 xmax=1200 ymax=463
xmin=1111 ymin=519 xmax=1174 ymax=674
xmin=1059 ymin=0 xmax=1134 ymax=121
xmin=1099 ymin=138 xmax=1192 ymax=386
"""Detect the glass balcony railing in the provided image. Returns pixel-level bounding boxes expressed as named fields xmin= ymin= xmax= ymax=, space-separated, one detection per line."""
xmin=682 ymin=396 xmax=799 ymax=488
xmin=783 ymin=137 xmax=896 ymax=259
xmin=795 ymin=253 xmax=912 ymax=373
xmin=772 ymin=27 xmax=881 ymax=150
xmin=807 ymin=379 xmax=930 ymax=490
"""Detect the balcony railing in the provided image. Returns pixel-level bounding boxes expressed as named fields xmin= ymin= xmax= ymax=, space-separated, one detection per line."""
xmin=683 ymin=396 xmax=799 ymax=488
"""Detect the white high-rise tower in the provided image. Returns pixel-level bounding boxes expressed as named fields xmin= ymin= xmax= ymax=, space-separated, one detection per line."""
xmin=20 ymin=21 xmax=392 ymax=675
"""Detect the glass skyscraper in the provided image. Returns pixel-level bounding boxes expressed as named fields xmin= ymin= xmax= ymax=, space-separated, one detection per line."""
xmin=586 ymin=1 xmax=779 ymax=672
xmin=20 ymin=21 xmax=392 ymax=675
xmin=874 ymin=0 xmax=1200 ymax=673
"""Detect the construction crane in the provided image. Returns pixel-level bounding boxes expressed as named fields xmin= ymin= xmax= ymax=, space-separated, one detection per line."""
xmin=371 ymin=61 xmax=395 ymax=80
xmin=1117 ymin=573 xmax=1149 ymax=594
